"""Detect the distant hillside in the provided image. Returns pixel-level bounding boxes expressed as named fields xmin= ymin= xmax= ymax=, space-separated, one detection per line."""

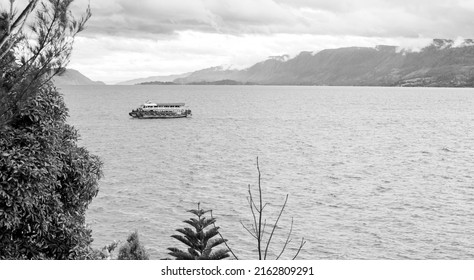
xmin=117 ymin=73 xmax=191 ymax=85
xmin=53 ymin=69 xmax=105 ymax=86
xmin=174 ymin=39 xmax=474 ymax=87
xmin=137 ymin=81 xmax=177 ymax=85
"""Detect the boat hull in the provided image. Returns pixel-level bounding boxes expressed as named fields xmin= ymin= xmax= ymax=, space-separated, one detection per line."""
xmin=129 ymin=111 xmax=191 ymax=119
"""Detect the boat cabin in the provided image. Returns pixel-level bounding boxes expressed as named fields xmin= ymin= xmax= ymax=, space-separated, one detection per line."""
xmin=141 ymin=102 xmax=185 ymax=109
xmin=140 ymin=102 xmax=186 ymax=112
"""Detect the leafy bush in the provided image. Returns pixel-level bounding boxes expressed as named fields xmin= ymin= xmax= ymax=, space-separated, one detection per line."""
xmin=0 ymin=0 xmax=99 ymax=260
xmin=117 ymin=231 xmax=149 ymax=260
xmin=0 ymin=84 xmax=102 ymax=259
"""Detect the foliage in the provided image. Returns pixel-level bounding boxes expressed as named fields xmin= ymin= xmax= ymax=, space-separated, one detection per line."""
xmin=0 ymin=83 xmax=102 ymax=259
xmin=0 ymin=0 xmax=90 ymax=126
xmin=168 ymin=204 xmax=230 ymax=260
xmin=0 ymin=1 xmax=99 ymax=259
xmin=117 ymin=231 xmax=149 ymax=260
xmin=87 ymin=240 xmax=119 ymax=260
xmin=241 ymin=157 xmax=305 ymax=260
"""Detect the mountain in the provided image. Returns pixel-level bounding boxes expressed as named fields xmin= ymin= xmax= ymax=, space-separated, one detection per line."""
xmin=174 ymin=39 xmax=474 ymax=87
xmin=117 ymin=73 xmax=191 ymax=85
xmin=173 ymin=66 xmax=240 ymax=85
xmin=53 ymin=69 xmax=105 ymax=86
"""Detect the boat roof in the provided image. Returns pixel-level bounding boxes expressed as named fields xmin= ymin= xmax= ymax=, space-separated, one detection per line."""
xmin=143 ymin=102 xmax=185 ymax=106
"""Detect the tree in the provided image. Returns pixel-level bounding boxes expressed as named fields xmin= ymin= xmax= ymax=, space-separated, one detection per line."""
xmin=0 ymin=0 xmax=90 ymax=126
xmin=0 ymin=0 xmax=99 ymax=259
xmin=168 ymin=204 xmax=230 ymax=260
xmin=241 ymin=157 xmax=305 ymax=259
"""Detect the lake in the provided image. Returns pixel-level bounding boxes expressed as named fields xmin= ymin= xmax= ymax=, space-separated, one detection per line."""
xmin=61 ymin=85 xmax=474 ymax=259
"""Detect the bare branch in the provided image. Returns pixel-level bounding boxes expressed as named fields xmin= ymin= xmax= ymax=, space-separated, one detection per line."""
xmin=240 ymin=221 xmax=257 ymax=240
xmin=247 ymin=185 xmax=259 ymax=236
xmin=256 ymin=157 xmax=264 ymax=259
xmin=250 ymin=196 xmax=259 ymax=213
xmin=292 ymin=238 xmax=306 ymax=260
xmin=263 ymin=194 xmax=288 ymax=259
xmin=241 ymin=157 xmax=305 ymax=260
xmin=276 ymin=218 xmax=294 ymax=260
xmin=261 ymin=219 xmax=267 ymax=240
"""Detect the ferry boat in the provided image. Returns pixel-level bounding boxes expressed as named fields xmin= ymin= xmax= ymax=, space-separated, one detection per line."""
xmin=129 ymin=101 xmax=192 ymax=119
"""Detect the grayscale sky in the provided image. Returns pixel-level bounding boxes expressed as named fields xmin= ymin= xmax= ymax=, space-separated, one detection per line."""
xmin=59 ymin=0 xmax=474 ymax=83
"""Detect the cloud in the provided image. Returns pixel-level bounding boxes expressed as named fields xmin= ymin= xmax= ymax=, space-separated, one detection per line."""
xmin=69 ymin=0 xmax=474 ymax=39
xmin=63 ymin=0 xmax=474 ymax=83
xmin=69 ymin=30 xmax=434 ymax=84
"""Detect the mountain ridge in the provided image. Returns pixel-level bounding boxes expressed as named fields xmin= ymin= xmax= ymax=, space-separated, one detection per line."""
xmin=53 ymin=69 xmax=105 ymax=86
xmin=172 ymin=39 xmax=474 ymax=87
xmin=116 ymin=73 xmax=191 ymax=85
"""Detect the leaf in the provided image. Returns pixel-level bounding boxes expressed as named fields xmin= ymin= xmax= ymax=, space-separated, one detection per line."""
xmin=167 ymin=247 xmax=194 ymax=260
xmin=209 ymin=248 xmax=230 ymax=260
xmin=207 ymin=238 xmax=227 ymax=250
xmin=204 ymin=227 xmax=219 ymax=240
xmin=170 ymin=235 xmax=194 ymax=249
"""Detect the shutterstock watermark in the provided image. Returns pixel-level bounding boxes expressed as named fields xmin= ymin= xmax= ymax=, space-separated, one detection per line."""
xmin=161 ymin=265 xmax=245 ymax=276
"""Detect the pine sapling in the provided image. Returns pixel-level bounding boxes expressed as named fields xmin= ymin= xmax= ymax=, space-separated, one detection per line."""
xmin=168 ymin=204 xmax=230 ymax=260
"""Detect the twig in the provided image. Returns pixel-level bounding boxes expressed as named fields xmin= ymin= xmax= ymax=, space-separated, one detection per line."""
xmin=264 ymin=194 xmax=288 ymax=259
xmin=240 ymin=221 xmax=257 ymax=240
xmin=256 ymin=157 xmax=263 ymax=259
xmin=0 ymin=0 xmax=39 ymax=50
xmin=261 ymin=219 xmax=267 ymax=240
xmin=241 ymin=157 xmax=306 ymax=260
xmin=276 ymin=218 xmax=294 ymax=260
xmin=210 ymin=210 xmax=239 ymax=260
xmin=292 ymin=238 xmax=306 ymax=260
xmin=247 ymin=185 xmax=259 ymax=237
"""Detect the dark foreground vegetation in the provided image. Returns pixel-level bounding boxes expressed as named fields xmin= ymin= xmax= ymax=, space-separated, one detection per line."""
xmin=0 ymin=0 xmax=102 ymax=259
xmin=0 ymin=1 xmax=304 ymax=260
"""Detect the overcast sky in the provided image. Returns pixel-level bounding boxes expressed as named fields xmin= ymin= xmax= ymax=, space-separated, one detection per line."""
xmin=61 ymin=0 xmax=474 ymax=83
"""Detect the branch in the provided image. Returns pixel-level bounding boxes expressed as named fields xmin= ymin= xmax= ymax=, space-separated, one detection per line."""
xmin=247 ymin=185 xmax=259 ymax=236
xmin=10 ymin=0 xmax=39 ymax=31
xmin=241 ymin=157 xmax=306 ymax=260
xmin=256 ymin=156 xmax=264 ymax=259
xmin=1 ymin=1 xmax=91 ymax=126
xmin=0 ymin=0 xmax=39 ymax=49
xmin=261 ymin=219 xmax=267 ymax=241
xmin=15 ymin=1 xmax=62 ymax=79
xmin=276 ymin=218 xmax=294 ymax=260
xmin=13 ymin=39 xmax=67 ymax=110
xmin=240 ymin=221 xmax=257 ymax=240
xmin=263 ymin=194 xmax=288 ymax=259
xmin=210 ymin=210 xmax=239 ymax=260
xmin=292 ymin=238 xmax=306 ymax=260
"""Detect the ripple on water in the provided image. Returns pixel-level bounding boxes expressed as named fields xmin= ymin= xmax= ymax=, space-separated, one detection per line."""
xmin=61 ymin=85 xmax=474 ymax=259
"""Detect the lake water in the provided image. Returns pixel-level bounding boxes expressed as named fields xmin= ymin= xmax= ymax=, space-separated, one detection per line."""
xmin=61 ymin=85 xmax=474 ymax=260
